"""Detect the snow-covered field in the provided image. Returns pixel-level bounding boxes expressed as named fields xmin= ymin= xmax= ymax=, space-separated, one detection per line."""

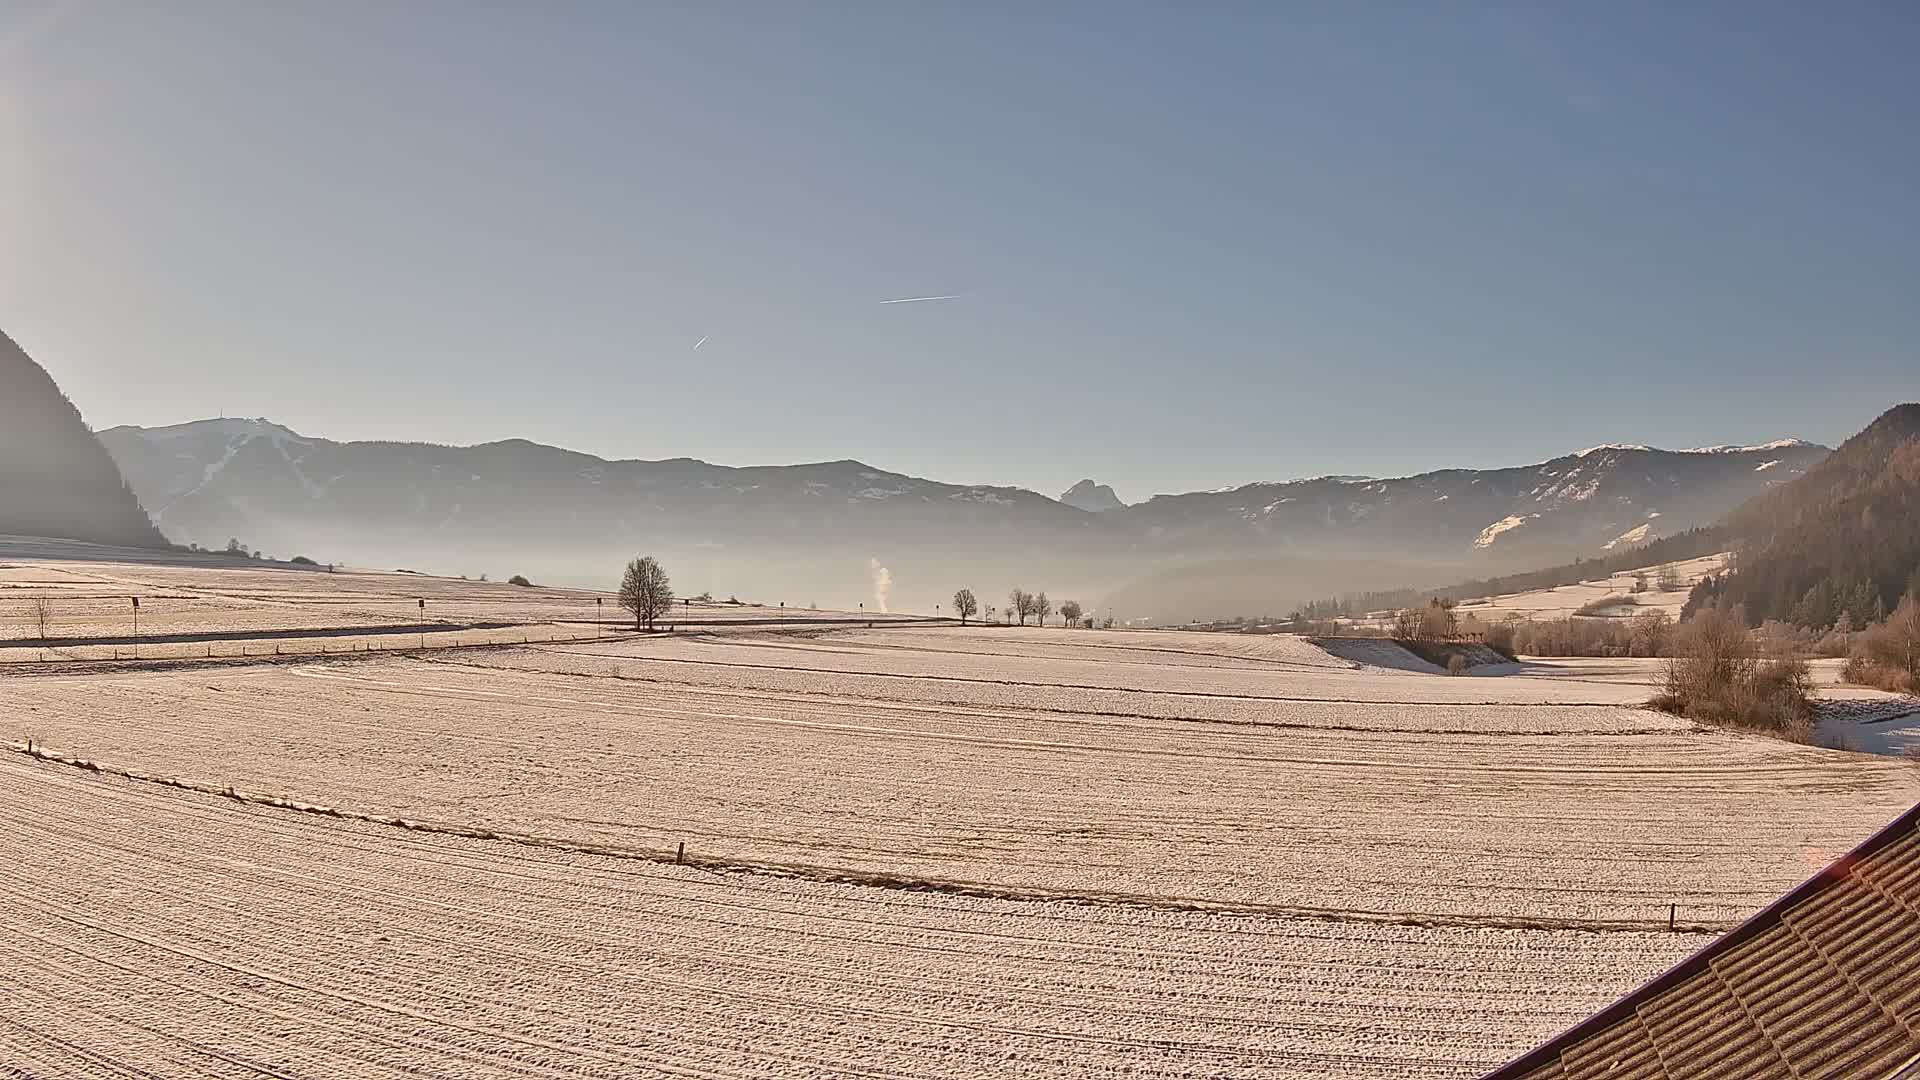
xmin=0 ymin=537 xmax=915 ymax=660
xmin=0 ymin=751 xmax=1703 ymax=1080
xmin=1453 ymin=552 xmax=1730 ymax=622
xmin=4 ymin=556 xmax=1918 ymax=1078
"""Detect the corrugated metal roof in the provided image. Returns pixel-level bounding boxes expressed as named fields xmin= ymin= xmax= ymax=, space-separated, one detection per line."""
xmin=1485 ymin=803 xmax=1920 ymax=1080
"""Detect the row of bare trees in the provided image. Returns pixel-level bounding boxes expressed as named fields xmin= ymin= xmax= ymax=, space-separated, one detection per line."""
xmin=949 ymin=588 xmax=1088 ymax=627
xmin=1843 ymin=593 xmax=1920 ymax=693
xmin=1390 ymin=598 xmax=1460 ymax=642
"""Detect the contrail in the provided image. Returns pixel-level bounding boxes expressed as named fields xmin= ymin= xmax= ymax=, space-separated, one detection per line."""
xmin=693 ymin=336 xmax=709 ymax=351
xmin=880 ymin=294 xmax=961 ymax=305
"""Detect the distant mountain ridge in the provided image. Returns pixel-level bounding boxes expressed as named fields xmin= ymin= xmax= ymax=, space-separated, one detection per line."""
xmin=100 ymin=416 xmax=1826 ymax=615
xmin=1060 ymin=479 xmax=1124 ymax=513
xmin=0 ymin=332 xmax=166 ymax=549
xmin=1114 ymin=439 xmax=1824 ymax=563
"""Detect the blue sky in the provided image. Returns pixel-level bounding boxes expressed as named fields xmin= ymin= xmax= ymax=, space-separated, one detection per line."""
xmin=3 ymin=2 xmax=1916 ymax=500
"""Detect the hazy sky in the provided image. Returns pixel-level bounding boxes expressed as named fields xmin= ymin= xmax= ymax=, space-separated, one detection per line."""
xmin=3 ymin=2 xmax=1916 ymax=500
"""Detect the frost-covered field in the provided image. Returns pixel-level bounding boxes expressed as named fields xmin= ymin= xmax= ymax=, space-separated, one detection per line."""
xmin=0 ymin=752 xmax=1705 ymax=1080
xmin=0 ymin=539 xmax=913 ymax=658
xmin=5 ymin=569 xmax=1918 ymax=1078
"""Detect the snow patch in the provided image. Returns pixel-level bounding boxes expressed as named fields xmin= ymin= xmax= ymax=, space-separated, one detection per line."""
xmin=1602 ymin=523 xmax=1653 ymax=550
xmin=1679 ymin=438 xmax=1811 ymax=454
xmin=1473 ymin=514 xmax=1537 ymax=549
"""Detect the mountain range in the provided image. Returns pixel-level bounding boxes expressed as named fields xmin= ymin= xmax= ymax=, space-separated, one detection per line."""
xmin=98 ymin=417 xmax=1825 ymax=617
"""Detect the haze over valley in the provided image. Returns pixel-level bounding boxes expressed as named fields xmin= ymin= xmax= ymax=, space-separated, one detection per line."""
xmin=99 ymin=412 xmax=1825 ymax=620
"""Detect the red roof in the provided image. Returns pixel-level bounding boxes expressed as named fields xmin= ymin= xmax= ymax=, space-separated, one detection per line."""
xmin=1485 ymin=803 xmax=1920 ymax=1079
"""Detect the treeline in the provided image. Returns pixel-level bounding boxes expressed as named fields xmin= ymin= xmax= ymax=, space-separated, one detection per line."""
xmin=961 ymin=587 xmax=1100 ymax=628
xmin=1296 ymin=589 xmax=1425 ymax=621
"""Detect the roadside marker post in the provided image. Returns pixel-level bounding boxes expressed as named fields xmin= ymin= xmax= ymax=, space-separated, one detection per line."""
xmin=131 ymin=596 xmax=139 ymax=659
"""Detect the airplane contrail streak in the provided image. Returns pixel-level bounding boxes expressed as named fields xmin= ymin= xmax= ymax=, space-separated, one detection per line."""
xmin=880 ymin=294 xmax=962 ymax=305
xmin=693 ymin=336 xmax=709 ymax=350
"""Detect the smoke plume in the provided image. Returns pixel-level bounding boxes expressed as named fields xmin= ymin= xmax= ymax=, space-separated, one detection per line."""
xmin=868 ymin=557 xmax=892 ymax=614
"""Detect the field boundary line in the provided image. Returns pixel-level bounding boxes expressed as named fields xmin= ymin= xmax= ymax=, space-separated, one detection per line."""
xmin=518 ymin=644 xmax=1641 ymax=708
xmin=5 ymin=741 xmax=1736 ymax=936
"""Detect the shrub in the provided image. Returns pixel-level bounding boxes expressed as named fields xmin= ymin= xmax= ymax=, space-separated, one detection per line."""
xmin=1654 ymin=607 xmax=1815 ymax=736
xmin=507 ymin=575 xmax=533 ymax=587
xmin=1446 ymin=653 xmax=1470 ymax=676
xmin=1845 ymin=594 xmax=1920 ymax=692
xmin=1842 ymin=655 xmax=1917 ymax=694
xmin=288 ymin=555 xmax=318 ymax=566
xmin=1575 ymin=595 xmax=1634 ymax=617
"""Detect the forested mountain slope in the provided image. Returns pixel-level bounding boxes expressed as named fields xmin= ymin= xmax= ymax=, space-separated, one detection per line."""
xmin=0 ymin=331 xmax=166 ymax=549
xmin=1688 ymin=404 xmax=1920 ymax=625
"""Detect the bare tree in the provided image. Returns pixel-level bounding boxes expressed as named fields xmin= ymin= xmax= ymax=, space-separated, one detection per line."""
xmin=1663 ymin=605 xmax=1755 ymax=707
xmin=1417 ymin=597 xmax=1458 ymax=639
xmin=1656 ymin=564 xmax=1684 ymax=592
xmin=952 ymin=588 xmax=979 ymax=625
xmin=1034 ymin=592 xmax=1052 ymax=627
xmin=1391 ymin=607 xmax=1424 ymax=642
xmin=1628 ymin=609 xmax=1672 ymax=658
xmin=1059 ymin=600 xmax=1083 ymax=627
xmin=618 ymin=555 xmax=674 ymax=631
xmin=31 ymin=595 xmax=51 ymax=640
xmin=1008 ymin=588 xmax=1031 ymax=625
